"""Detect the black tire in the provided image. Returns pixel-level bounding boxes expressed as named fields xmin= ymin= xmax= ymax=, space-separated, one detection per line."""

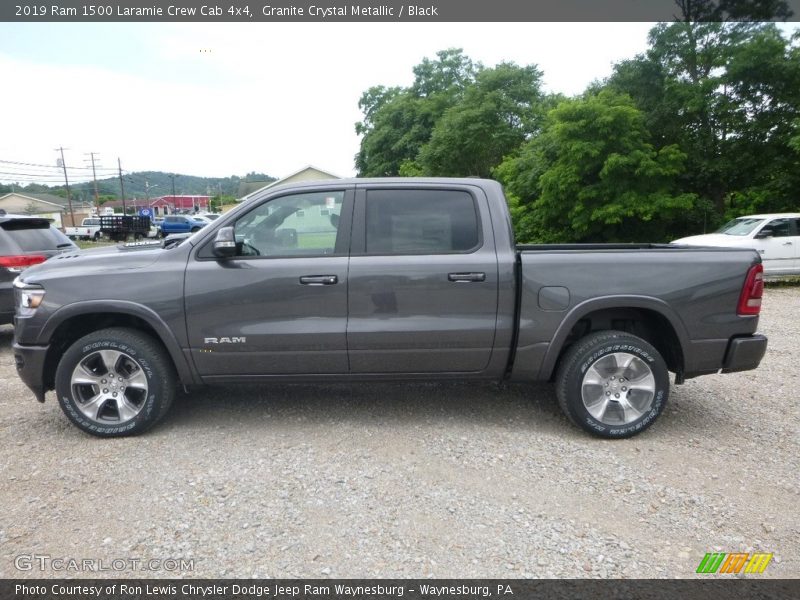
xmin=191 ymin=227 xmax=200 ymax=233
xmin=54 ymin=328 xmax=176 ymax=437
xmin=93 ymin=232 xmax=100 ymax=241
xmin=555 ymin=330 xmax=669 ymax=439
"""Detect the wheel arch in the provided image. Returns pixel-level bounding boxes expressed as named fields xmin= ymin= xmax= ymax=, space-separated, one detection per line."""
xmin=540 ymin=296 xmax=689 ymax=381
xmin=39 ymin=302 xmax=196 ymax=392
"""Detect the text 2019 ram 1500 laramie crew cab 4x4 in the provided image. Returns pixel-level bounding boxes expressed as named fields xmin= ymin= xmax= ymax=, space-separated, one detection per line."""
xmin=12 ymin=178 xmax=767 ymax=438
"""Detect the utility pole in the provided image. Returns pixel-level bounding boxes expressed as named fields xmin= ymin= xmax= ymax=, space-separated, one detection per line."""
xmin=118 ymin=158 xmax=127 ymax=214
xmin=84 ymin=152 xmax=101 ymax=207
xmin=56 ymin=146 xmax=76 ymax=227
xmin=144 ymin=180 xmax=159 ymax=204
xmin=168 ymin=174 xmax=178 ymax=214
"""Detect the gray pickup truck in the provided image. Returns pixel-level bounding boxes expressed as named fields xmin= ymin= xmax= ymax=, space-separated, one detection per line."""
xmin=11 ymin=178 xmax=767 ymax=438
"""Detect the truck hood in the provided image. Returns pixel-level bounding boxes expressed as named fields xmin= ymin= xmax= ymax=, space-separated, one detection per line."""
xmin=18 ymin=242 xmax=164 ymax=284
xmin=671 ymin=234 xmax=751 ymax=247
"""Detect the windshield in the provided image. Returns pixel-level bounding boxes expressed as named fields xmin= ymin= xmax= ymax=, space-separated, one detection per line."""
xmin=715 ymin=218 xmax=764 ymax=236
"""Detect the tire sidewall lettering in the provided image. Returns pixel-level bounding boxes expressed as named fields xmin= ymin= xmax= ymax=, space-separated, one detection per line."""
xmin=564 ymin=333 xmax=669 ymax=438
xmin=55 ymin=329 xmax=170 ymax=437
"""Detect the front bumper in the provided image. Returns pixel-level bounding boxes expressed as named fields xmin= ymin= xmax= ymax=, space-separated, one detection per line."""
xmin=0 ymin=285 xmax=13 ymax=325
xmin=722 ymin=334 xmax=768 ymax=373
xmin=12 ymin=342 xmax=49 ymax=402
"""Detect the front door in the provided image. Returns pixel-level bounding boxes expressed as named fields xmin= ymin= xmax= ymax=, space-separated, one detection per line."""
xmin=756 ymin=217 xmax=798 ymax=275
xmin=185 ymin=187 xmax=353 ymax=377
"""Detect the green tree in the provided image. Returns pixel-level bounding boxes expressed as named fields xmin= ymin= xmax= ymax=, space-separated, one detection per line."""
xmin=496 ymin=91 xmax=698 ymax=243
xmin=355 ymin=48 xmax=479 ymax=176
xmin=607 ymin=17 xmax=799 ymax=221
xmin=415 ymin=63 xmax=545 ymax=177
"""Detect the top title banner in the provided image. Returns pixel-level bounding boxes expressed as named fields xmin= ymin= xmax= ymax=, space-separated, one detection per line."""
xmin=3 ymin=0 xmax=800 ymax=22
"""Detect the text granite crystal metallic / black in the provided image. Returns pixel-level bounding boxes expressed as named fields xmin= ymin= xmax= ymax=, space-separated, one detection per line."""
xmin=11 ymin=178 xmax=768 ymax=438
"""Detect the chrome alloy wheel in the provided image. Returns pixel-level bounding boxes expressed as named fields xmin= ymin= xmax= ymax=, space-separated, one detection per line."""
xmin=70 ymin=349 xmax=149 ymax=423
xmin=580 ymin=352 xmax=656 ymax=426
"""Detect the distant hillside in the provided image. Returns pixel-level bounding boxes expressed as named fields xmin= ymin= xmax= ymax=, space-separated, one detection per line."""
xmin=0 ymin=171 xmax=276 ymax=201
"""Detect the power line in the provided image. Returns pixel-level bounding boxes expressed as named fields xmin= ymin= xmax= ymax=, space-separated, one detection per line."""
xmin=0 ymin=171 xmax=86 ymax=180
xmin=0 ymin=158 xmax=118 ymax=172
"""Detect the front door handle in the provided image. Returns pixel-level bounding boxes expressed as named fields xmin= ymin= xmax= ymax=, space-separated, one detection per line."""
xmin=448 ymin=272 xmax=486 ymax=282
xmin=782 ymin=241 xmax=793 ymax=246
xmin=299 ymin=275 xmax=338 ymax=285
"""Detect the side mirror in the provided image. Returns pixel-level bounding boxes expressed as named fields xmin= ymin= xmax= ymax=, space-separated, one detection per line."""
xmin=213 ymin=226 xmax=237 ymax=258
xmin=754 ymin=229 xmax=772 ymax=239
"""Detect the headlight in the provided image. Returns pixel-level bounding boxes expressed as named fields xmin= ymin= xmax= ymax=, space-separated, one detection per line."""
xmin=13 ymin=278 xmax=45 ymax=317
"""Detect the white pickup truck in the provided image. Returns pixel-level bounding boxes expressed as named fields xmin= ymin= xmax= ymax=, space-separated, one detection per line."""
xmin=673 ymin=212 xmax=800 ymax=276
xmin=64 ymin=217 xmax=102 ymax=241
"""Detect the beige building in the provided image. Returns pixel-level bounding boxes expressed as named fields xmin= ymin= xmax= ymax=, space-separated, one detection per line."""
xmin=237 ymin=166 xmax=341 ymax=204
xmin=0 ymin=192 xmax=93 ymax=228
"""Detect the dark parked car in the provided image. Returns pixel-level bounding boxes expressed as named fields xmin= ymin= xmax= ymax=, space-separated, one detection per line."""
xmin=0 ymin=212 xmax=77 ymax=324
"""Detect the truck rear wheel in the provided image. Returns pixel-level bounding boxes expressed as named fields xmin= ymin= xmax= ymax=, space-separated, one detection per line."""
xmin=54 ymin=328 xmax=176 ymax=437
xmin=555 ymin=330 xmax=669 ymax=438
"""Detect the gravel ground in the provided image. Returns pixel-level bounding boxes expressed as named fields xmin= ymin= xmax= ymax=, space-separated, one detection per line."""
xmin=0 ymin=287 xmax=798 ymax=579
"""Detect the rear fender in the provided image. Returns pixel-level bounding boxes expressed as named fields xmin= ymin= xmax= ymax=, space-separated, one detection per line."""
xmin=538 ymin=295 xmax=691 ymax=380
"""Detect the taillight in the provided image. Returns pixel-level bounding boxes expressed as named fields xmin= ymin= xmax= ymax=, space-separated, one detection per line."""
xmin=0 ymin=254 xmax=47 ymax=273
xmin=737 ymin=264 xmax=764 ymax=316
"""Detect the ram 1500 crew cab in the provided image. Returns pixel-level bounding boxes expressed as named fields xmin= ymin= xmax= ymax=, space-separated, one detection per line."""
xmin=12 ymin=178 xmax=767 ymax=438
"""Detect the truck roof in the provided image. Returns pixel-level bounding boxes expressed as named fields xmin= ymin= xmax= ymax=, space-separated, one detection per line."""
xmin=247 ymin=177 xmax=499 ymax=195
xmin=738 ymin=213 xmax=800 ymax=219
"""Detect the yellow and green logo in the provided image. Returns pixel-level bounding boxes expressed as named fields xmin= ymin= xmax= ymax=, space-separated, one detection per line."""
xmin=696 ymin=552 xmax=773 ymax=574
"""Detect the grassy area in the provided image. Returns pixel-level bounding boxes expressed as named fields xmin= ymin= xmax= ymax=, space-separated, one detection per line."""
xmin=297 ymin=231 xmax=336 ymax=249
xmin=765 ymin=276 xmax=800 ymax=287
xmin=75 ymin=239 xmax=117 ymax=250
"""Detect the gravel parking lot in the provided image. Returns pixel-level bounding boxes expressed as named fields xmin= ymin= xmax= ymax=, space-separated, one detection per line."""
xmin=0 ymin=287 xmax=798 ymax=579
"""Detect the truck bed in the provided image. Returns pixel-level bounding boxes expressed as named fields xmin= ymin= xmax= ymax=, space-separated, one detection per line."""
xmin=511 ymin=244 xmax=762 ymax=383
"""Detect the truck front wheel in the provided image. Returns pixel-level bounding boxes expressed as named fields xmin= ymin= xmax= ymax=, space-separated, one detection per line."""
xmin=555 ymin=330 xmax=669 ymax=438
xmin=54 ymin=328 xmax=176 ymax=437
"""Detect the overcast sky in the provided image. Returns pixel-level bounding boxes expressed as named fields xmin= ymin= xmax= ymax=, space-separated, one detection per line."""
xmin=0 ymin=22 xmax=791 ymax=186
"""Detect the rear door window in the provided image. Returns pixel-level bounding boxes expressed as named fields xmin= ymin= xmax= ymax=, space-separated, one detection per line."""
xmin=365 ymin=189 xmax=480 ymax=254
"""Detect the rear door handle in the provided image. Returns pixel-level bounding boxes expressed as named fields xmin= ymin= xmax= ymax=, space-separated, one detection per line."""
xmin=782 ymin=242 xmax=793 ymax=246
xmin=448 ymin=272 xmax=486 ymax=282
xmin=299 ymin=275 xmax=338 ymax=285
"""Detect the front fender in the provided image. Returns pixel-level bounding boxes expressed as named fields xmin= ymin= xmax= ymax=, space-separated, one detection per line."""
xmin=38 ymin=300 xmax=198 ymax=385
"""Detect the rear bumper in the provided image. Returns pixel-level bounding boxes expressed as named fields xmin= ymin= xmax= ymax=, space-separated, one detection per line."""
xmin=721 ymin=334 xmax=768 ymax=373
xmin=12 ymin=341 xmax=49 ymax=402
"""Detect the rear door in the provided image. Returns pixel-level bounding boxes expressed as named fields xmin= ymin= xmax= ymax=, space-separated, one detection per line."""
xmin=346 ymin=185 xmax=499 ymax=373
xmin=185 ymin=186 xmax=354 ymax=377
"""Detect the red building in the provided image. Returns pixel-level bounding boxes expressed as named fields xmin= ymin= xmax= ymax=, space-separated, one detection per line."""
xmin=150 ymin=195 xmax=211 ymax=216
